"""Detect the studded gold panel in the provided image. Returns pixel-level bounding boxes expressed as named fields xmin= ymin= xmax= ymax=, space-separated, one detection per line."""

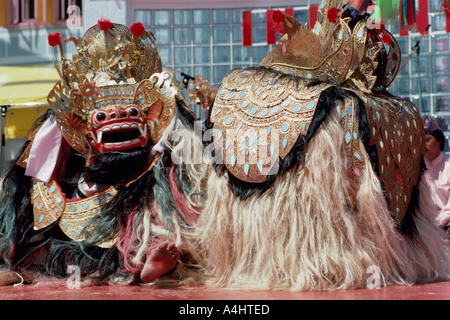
xmin=211 ymin=68 xmax=331 ymax=183
xmin=355 ymin=92 xmax=424 ymax=222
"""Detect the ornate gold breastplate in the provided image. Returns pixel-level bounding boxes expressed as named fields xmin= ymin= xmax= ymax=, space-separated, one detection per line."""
xmin=30 ymin=178 xmax=118 ymax=248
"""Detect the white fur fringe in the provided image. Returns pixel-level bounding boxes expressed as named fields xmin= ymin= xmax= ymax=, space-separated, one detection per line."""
xmin=189 ymin=106 xmax=450 ymax=291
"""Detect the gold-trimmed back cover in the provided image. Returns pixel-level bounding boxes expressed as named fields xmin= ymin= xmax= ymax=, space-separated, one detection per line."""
xmin=211 ymin=68 xmax=331 ymax=183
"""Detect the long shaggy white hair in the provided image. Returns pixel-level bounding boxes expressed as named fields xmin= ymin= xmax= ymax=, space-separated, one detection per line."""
xmin=188 ymin=105 xmax=449 ymax=290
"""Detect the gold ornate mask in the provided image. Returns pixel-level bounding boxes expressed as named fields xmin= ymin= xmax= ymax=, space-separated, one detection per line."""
xmin=47 ymin=20 xmax=179 ymax=154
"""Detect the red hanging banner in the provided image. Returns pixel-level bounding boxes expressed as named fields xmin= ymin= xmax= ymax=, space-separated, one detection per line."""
xmin=406 ymin=0 xmax=415 ymax=27
xmin=399 ymin=6 xmax=409 ymax=37
xmin=242 ymin=11 xmax=252 ymax=47
xmin=266 ymin=9 xmax=277 ymax=45
xmin=445 ymin=2 xmax=450 ymax=33
xmin=244 ymin=4 xmax=443 ymax=46
xmin=414 ymin=0 xmax=429 ymax=34
xmin=399 ymin=28 xmax=409 ymax=37
xmin=447 ymin=12 xmax=450 ymax=34
xmin=284 ymin=8 xmax=294 ymax=18
xmin=415 ymin=0 xmax=429 ymax=35
xmin=309 ymin=5 xmax=318 ymax=29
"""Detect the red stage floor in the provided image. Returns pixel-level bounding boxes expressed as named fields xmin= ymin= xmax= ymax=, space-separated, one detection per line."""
xmin=0 ymin=280 xmax=448 ymax=300
xmin=0 ymin=280 xmax=447 ymax=319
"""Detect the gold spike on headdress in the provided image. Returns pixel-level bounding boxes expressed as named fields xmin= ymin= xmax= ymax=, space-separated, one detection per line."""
xmin=58 ymin=21 xmax=162 ymax=90
xmin=260 ymin=0 xmax=401 ymax=93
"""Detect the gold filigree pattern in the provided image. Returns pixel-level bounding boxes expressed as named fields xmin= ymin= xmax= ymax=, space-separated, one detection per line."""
xmin=187 ymin=75 xmax=217 ymax=109
xmin=260 ymin=1 xmax=355 ymax=84
xmin=345 ymin=41 xmax=382 ymax=93
xmin=354 ymin=91 xmax=424 ymax=222
xmin=62 ymin=23 xmax=161 ymax=90
xmin=260 ymin=18 xmax=354 ymax=85
xmin=48 ymin=82 xmax=89 ymax=154
xmin=340 ymin=95 xmax=365 ymax=205
xmin=211 ymin=68 xmax=331 ymax=183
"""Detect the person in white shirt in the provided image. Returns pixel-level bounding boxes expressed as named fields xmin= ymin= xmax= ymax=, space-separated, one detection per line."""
xmin=419 ymin=115 xmax=450 ymax=239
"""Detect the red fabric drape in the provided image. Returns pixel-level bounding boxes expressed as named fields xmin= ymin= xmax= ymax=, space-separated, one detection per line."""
xmin=242 ymin=11 xmax=252 ymax=47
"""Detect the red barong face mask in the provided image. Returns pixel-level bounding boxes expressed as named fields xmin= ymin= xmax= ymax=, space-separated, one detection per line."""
xmin=89 ymin=104 xmax=148 ymax=153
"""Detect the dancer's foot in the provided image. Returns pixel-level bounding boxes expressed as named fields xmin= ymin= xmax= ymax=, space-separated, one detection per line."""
xmin=0 ymin=269 xmax=25 ymax=286
xmin=140 ymin=242 xmax=180 ymax=283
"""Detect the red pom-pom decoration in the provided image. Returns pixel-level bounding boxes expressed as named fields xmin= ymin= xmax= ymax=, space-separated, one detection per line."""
xmin=98 ymin=18 xmax=113 ymax=31
xmin=327 ymin=7 xmax=341 ymax=24
xmin=130 ymin=21 xmax=145 ymax=37
xmin=272 ymin=10 xmax=286 ymax=23
xmin=381 ymin=33 xmax=393 ymax=45
xmin=48 ymin=32 xmax=62 ymax=47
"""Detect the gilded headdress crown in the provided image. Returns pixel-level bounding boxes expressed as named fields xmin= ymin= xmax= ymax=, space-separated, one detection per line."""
xmin=260 ymin=0 xmax=401 ymax=92
xmin=52 ymin=19 xmax=161 ymax=90
xmin=47 ymin=19 xmax=179 ymax=154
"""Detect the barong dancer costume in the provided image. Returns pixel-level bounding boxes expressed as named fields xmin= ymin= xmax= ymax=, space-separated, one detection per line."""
xmin=191 ymin=0 xmax=449 ymax=290
xmin=0 ymin=19 xmax=207 ymax=285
